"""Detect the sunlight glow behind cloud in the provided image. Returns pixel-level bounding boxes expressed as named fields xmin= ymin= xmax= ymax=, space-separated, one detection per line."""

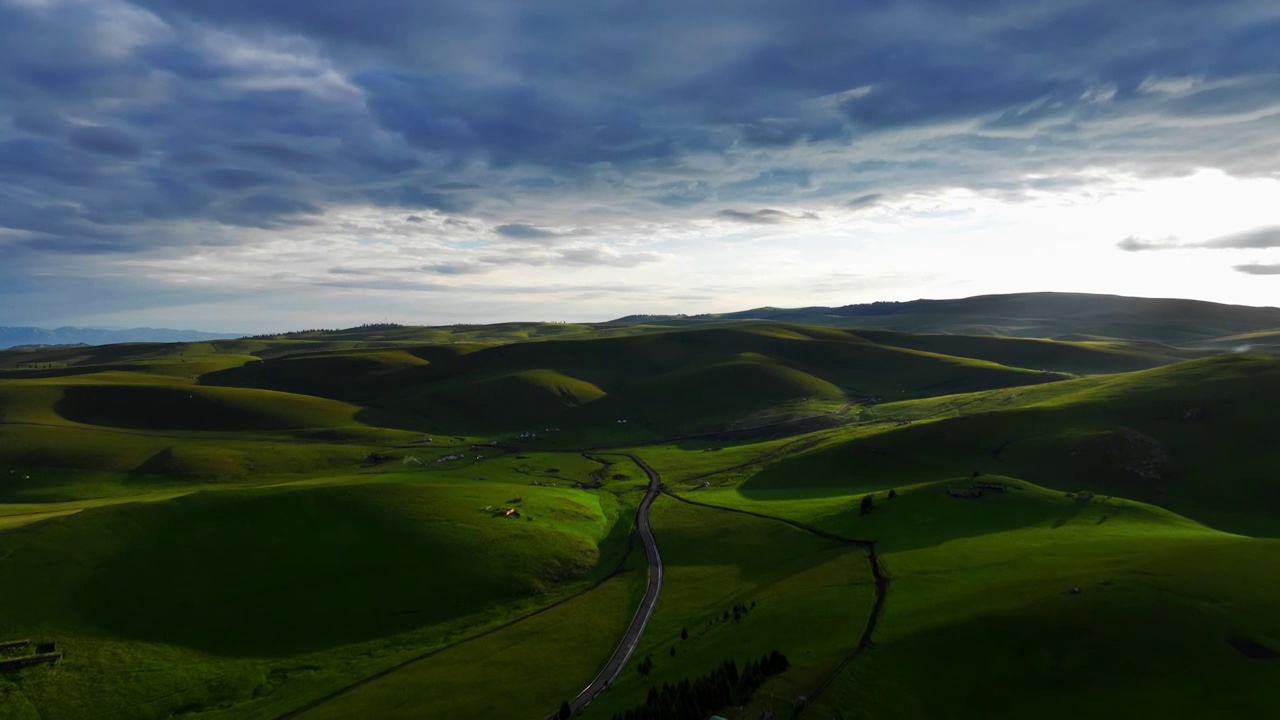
xmin=1 ymin=0 xmax=1277 ymax=331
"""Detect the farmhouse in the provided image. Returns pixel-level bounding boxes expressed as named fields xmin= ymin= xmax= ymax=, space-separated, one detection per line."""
xmin=948 ymin=488 xmax=982 ymax=499
xmin=974 ymin=482 xmax=1006 ymax=492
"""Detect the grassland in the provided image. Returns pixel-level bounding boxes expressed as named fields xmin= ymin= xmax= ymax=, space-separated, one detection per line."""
xmin=0 ymin=312 xmax=1276 ymax=719
xmin=812 ymin=481 xmax=1280 ymax=719
xmin=0 ymin=451 xmax=641 ymax=719
xmin=193 ymin=323 xmax=1115 ymax=439
xmin=638 ymin=469 xmax=1280 ymax=719
xmin=580 ymin=497 xmax=876 ymax=718
xmin=733 ymin=354 xmax=1280 ymax=536
xmin=296 ymin=552 xmax=650 ymax=720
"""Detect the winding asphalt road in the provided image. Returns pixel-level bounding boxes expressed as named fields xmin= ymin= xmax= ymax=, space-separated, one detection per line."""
xmin=565 ymin=453 xmax=664 ymax=715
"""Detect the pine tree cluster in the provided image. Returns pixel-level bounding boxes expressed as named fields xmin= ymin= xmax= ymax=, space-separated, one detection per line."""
xmin=707 ymin=600 xmax=757 ymax=629
xmin=611 ymin=650 xmax=789 ymax=720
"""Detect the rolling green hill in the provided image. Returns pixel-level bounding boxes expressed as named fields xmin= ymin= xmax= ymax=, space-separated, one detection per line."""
xmin=0 ymin=461 xmax=636 ymax=719
xmin=1 ymin=295 xmax=1278 ymax=720
xmin=742 ymin=354 xmax=1280 ymax=536
xmin=642 ymin=463 xmax=1280 ymax=719
xmin=197 ymin=324 xmax=1110 ymax=436
xmin=615 ymin=292 xmax=1280 ymax=345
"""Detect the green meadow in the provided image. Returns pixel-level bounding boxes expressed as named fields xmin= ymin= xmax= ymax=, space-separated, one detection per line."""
xmin=0 ymin=309 xmax=1277 ymax=718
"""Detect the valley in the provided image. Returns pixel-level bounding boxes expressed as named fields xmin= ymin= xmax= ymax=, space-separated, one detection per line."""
xmin=1 ymin=294 xmax=1278 ymax=719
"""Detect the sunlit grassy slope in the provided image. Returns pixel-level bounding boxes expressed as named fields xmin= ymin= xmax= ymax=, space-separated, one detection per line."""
xmin=581 ymin=495 xmax=875 ymax=718
xmin=635 ymin=459 xmax=1280 ymax=719
xmin=0 ymin=308 xmax=1276 ymax=720
xmin=737 ymin=354 xmax=1280 ymax=536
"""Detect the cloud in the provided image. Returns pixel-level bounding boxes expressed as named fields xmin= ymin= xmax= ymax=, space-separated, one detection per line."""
xmin=67 ymin=125 xmax=145 ymax=158
xmin=495 ymin=223 xmax=562 ymax=240
xmin=202 ymin=168 xmax=279 ymax=190
xmin=415 ymin=244 xmax=667 ymax=275
xmin=423 ymin=263 xmax=490 ymax=276
xmin=718 ymin=208 xmax=819 ymax=225
xmin=846 ymin=193 xmax=883 ymax=210
xmin=223 ymin=193 xmax=322 ymax=225
xmin=1233 ymin=262 xmax=1280 ymax=276
xmin=1116 ymin=235 xmax=1181 ymax=252
xmin=1119 ymin=226 xmax=1280 ymax=252
xmin=3 ymin=0 xmax=1280 ymax=325
xmin=1202 ymin=226 xmax=1280 ymax=250
xmin=1139 ymin=75 xmax=1206 ymax=96
xmin=557 ymin=246 xmax=665 ymax=268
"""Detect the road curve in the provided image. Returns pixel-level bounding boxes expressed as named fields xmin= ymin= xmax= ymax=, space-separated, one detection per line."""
xmin=564 ymin=453 xmax=664 ymax=715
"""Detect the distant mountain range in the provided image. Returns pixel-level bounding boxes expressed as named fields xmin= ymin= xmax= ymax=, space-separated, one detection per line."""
xmin=0 ymin=326 xmax=243 ymax=349
xmin=612 ymin=292 xmax=1280 ymax=346
xmin=5 ymin=293 xmax=1279 ymax=352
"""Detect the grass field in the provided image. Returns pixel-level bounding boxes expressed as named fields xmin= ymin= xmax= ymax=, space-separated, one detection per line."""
xmin=809 ymin=481 xmax=1280 ymax=718
xmin=297 ymin=552 xmax=650 ymax=720
xmin=0 ymin=456 xmax=640 ymax=719
xmin=0 ymin=313 xmax=1276 ymax=719
xmin=734 ymin=354 xmax=1280 ymax=536
xmin=638 ymin=469 xmax=1280 ymax=719
xmin=580 ymin=497 xmax=876 ymax=718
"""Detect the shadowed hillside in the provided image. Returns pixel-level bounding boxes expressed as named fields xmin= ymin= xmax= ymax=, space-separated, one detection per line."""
xmin=200 ymin=324 xmax=1093 ymax=435
xmin=614 ymin=292 xmax=1280 ymax=345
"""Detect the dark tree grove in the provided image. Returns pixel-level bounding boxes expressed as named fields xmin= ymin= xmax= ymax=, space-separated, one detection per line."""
xmin=610 ymin=650 xmax=790 ymax=720
xmin=860 ymin=494 xmax=874 ymax=515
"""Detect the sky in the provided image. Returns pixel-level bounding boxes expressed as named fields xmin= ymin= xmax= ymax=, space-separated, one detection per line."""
xmin=1 ymin=0 xmax=1278 ymax=333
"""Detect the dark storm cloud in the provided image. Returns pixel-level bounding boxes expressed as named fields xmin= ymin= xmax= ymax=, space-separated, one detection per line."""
xmin=3 ymin=0 xmax=1280 ymax=319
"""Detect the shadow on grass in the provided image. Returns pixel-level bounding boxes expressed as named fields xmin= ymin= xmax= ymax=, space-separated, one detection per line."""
xmin=74 ymin=484 xmax=629 ymax=657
